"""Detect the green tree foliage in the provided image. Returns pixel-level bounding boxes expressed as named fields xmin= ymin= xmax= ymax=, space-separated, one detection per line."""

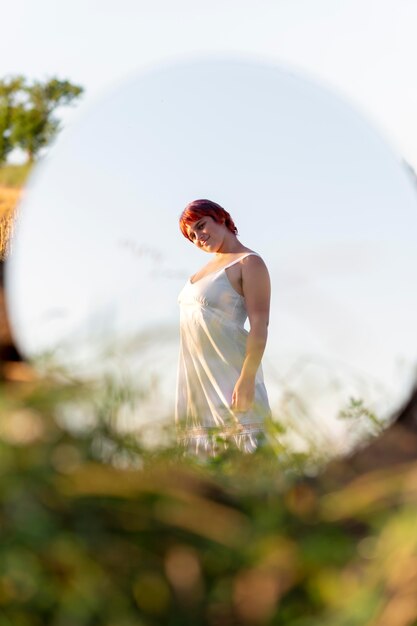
xmin=0 ymin=76 xmax=25 ymax=164
xmin=0 ymin=76 xmax=83 ymax=164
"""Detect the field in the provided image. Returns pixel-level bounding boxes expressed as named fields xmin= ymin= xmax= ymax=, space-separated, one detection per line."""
xmin=0 ymin=164 xmax=31 ymax=260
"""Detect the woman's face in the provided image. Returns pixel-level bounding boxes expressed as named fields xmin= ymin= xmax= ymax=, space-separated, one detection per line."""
xmin=186 ymin=215 xmax=227 ymax=253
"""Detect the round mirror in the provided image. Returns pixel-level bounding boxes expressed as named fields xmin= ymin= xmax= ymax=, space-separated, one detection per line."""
xmin=6 ymin=57 xmax=417 ymax=453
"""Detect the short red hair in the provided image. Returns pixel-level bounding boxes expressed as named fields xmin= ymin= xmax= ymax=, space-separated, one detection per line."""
xmin=179 ymin=199 xmax=238 ymax=242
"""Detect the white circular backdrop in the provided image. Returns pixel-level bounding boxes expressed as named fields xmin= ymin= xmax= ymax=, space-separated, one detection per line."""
xmin=6 ymin=57 xmax=417 ymax=451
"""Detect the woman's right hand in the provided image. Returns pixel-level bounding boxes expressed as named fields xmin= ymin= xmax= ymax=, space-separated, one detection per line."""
xmin=231 ymin=374 xmax=255 ymax=413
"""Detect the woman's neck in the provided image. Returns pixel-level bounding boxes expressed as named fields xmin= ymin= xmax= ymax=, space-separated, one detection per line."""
xmin=215 ymin=234 xmax=247 ymax=256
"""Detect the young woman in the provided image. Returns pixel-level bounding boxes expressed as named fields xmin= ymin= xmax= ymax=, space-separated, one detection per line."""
xmin=175 ymin=199 xmax=271 ymax=455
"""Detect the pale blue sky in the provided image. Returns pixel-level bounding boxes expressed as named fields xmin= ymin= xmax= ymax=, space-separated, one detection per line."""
xmin=2 ymin=0 xmax=417 ymax=167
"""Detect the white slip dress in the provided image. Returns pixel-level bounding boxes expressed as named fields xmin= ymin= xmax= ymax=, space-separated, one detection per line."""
xmin=175 ymin=252 xmax=271 ymax=455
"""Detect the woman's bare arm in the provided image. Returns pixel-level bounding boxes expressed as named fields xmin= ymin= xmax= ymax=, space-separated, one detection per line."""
xmin=231 ymin=255 xmax=271 ymax=412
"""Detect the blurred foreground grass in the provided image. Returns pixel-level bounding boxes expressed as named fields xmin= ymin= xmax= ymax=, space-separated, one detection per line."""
xmin=0 ymin=373 xmax=416 ymax=626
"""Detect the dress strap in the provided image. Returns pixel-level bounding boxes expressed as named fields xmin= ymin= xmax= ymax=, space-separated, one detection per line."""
xmin=222 ymin=252 xmax=261 ymax=271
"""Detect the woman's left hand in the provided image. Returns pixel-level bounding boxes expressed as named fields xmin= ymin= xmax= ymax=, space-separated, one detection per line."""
xmin=231 ymin=375 xmax=255 ymax=413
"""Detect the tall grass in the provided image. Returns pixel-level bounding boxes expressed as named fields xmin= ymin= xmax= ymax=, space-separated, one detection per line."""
xmin=0 ymin=168 xmax=26 ymax=259
xmin=0 ymin=210 xmax=17 ymax=260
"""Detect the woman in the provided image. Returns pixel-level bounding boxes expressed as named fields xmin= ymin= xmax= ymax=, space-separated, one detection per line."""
xmin=176 ymin=199 xmax=271 ymax=455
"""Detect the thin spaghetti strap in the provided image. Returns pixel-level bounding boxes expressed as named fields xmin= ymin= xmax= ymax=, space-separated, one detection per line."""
xmin=222 ymin=252 xmax=261 ymax=271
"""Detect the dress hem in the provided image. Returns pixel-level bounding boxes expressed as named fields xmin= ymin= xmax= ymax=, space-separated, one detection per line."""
xmin=177 ymin=423 xmax=265 ymax=455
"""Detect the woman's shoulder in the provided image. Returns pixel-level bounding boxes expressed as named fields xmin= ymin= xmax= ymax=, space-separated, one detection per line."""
xmin=240 ymin=250 xmax=268 ymax=266
xmin=239 ymin=252 xmax=270 ymax=281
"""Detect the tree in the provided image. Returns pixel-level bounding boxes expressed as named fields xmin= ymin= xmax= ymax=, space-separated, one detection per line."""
xmin=0 ymin=76 xmax=25 ymax=164
xmin=0 ymin=76 xmax=84 ymax=165
xmin=11 ymin=77 xmax=84 ymax=163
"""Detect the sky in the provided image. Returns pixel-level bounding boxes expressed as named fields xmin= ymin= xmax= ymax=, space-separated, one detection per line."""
xmin=3 ymin=0 xmax=417 ymax=450
xmin=2 ymin=0 xmax=417 ymax=167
